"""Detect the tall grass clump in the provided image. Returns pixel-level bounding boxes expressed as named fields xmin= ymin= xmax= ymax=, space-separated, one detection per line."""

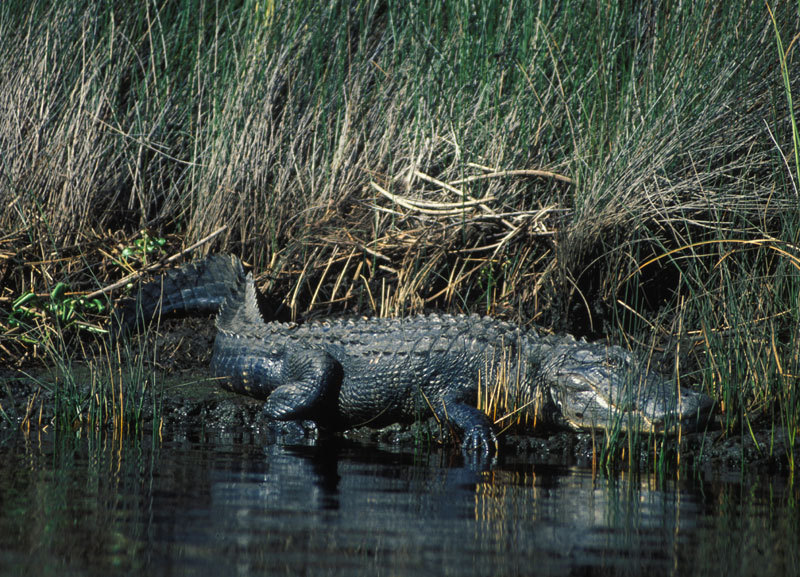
xmin=1 ymin=0 xmax=799 ymax=468
xmin=6 ymin=301 xmax=161 ymax=438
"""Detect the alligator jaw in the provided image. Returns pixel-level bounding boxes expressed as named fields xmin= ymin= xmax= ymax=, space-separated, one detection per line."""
xmin=544 ymin=343 xmax=714 ymax=435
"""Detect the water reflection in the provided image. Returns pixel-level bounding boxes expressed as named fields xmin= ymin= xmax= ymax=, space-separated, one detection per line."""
xmin=0 ymin=430 xmax=797 ymax=576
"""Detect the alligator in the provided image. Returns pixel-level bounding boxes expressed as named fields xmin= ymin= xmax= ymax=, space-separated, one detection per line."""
xmin=115 ymin=254 xmax=713 ymax=455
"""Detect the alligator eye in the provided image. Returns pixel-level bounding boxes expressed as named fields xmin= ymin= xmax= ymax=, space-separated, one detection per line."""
xmin=604 ymin=353 xmax=631 ymax=370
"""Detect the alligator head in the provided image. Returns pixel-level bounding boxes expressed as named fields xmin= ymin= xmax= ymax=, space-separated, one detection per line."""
xmin=540 ymin=340 xmax=714 ymax=435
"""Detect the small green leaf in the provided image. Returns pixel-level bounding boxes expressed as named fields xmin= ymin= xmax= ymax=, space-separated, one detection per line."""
xmin=12 ymin=292 xmax=38 ymax=310
xmin=50 ymin=282 xmax=68 ymax=302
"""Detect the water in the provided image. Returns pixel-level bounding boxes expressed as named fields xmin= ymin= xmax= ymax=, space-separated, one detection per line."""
xmin=0 ymin=429 xmax=798 ymax=577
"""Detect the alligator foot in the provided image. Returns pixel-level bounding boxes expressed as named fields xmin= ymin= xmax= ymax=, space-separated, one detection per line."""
xmin=263 ymin=418 xmax=320 ymax=443
xmin=435 ymin=399 xmax=499 ymax=456
xmin=460 ymin=424 xmax=499 ymax=457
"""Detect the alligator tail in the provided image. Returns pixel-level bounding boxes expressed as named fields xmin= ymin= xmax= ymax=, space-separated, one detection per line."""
xmin=112 ymin=254 xmax=247 ymax=336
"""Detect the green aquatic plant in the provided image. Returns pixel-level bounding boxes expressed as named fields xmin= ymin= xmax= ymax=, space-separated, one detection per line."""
xmin=7 ymin=316 xmax=162 ymax=437
xmin=119 ymin=232 xmax=167 ymax=268
xmin=8 ymin=283 xmax=107 ymax=344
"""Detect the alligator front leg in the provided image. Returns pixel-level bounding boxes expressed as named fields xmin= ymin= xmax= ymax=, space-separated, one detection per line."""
xmin=263 ymin=349 xmax=344 ymax=423
xmin=436 ymin=397 xmax=498 ymax=456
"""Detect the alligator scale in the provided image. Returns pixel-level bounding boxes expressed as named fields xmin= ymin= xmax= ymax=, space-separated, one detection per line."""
xmin=116 ymin=255 xmax=713 ymax=454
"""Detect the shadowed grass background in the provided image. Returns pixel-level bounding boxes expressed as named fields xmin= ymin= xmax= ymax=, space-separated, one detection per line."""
xmin=1 ymin=0 xmax=799 ymax=465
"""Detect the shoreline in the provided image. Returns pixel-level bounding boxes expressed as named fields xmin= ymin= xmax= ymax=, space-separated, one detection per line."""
xmin=2 ymin=363 xmax=796 ymax=477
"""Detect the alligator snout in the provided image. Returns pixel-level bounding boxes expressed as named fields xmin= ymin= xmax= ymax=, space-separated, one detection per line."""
xmin=545 ymin=343 xmax=715 ymax=434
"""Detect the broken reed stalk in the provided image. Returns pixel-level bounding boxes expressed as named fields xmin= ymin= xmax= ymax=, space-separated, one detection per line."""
xmin=449 ymin=168 xmax=574 ymax=186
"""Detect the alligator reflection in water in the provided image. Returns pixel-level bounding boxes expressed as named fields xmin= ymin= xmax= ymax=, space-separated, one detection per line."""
xmin=0 ymin=432 xmax=798 ymax=576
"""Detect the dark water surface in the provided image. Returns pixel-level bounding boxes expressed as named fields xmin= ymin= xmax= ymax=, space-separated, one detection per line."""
xmin=0 ymin=428 xmax=798 ymax=577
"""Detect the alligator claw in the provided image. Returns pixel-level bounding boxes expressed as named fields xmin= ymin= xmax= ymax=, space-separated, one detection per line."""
xmin=461 ymin=426 xmax=498 ymax=457
xmin=264 ymin=418 xmax=319 ymax=441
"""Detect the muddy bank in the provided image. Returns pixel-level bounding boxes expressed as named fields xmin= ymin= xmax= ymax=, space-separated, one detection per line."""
xmin=1 ymin=360 xmax=796 ymax=476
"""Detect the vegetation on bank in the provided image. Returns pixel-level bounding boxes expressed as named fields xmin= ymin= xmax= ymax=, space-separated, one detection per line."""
xmin=1 ymin=0 xmax=799 ymax=470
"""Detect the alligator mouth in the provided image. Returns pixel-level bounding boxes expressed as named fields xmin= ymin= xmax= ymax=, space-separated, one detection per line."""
xmin=553 ymin=371 xmax=715 ymax=435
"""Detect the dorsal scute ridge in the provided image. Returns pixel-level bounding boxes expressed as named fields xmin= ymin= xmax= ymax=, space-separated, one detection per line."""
xmin=244 ymin=272 xmax=267 ymax=324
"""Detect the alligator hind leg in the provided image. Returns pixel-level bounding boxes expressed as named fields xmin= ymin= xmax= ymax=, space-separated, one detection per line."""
xmin=263 ymin=349 xmax=344 ymax=423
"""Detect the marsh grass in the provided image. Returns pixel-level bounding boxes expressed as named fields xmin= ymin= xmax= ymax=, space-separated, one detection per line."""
xmin=2 ymin=0 xmax=800 ymax=470
xmin=10 ymin=324 xmax=162 ymax=440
